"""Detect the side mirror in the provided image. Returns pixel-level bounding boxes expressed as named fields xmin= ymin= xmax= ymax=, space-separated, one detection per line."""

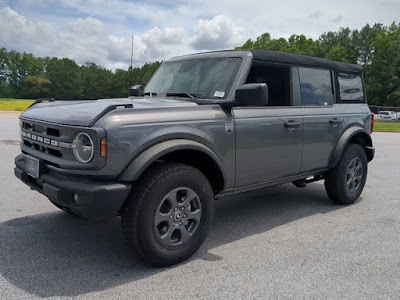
xmin=129 ymin=85 xmax=144 ymax=97
xmin=235 ymin=83 xmax=269 ymax=106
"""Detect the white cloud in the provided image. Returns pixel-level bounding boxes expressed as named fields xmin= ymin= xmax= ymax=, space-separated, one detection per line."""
xmin=0 ymin=0 xmax=398 ymax=69
xmin=190 ymin=15 xmax=246 ymax=50
xmin=0 ymin=7 xmax=187 ymax=69
xmin=0 ymin=7 xmax=59 ymax=49
xmin=66 ymin=17 xmax=105 ymax=35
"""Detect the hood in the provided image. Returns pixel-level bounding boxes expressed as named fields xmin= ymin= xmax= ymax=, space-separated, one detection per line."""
xmin=20 ymin=98 xmax=197 ymax=127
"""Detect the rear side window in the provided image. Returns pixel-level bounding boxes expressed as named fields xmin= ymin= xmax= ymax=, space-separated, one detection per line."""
xmin=299 ymin=68 xmax=333 ymax=106
xmin=338 ymin=73 xmax=364 ymax=102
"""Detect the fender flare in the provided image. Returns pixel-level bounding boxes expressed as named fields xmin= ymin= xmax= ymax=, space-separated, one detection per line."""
xmin=329 ymin=126 xmax=373 ymax=168
xmin=118 ymin=139 xmax=226 ymax=183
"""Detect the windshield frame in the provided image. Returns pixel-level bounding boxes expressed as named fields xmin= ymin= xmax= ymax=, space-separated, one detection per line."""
xmin=144 ymin=56 xmax=244 ymax=101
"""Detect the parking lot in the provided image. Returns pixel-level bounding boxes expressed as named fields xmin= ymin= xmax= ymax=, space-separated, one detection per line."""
xmin=1 ymin=111 xmax=399 ymax=299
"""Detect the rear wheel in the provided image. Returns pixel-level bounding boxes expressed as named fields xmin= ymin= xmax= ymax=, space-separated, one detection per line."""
xmin=121 ymin=163 xmax=214 ymax=266
xmin=325 ymin=143 xmax=368 ymax=205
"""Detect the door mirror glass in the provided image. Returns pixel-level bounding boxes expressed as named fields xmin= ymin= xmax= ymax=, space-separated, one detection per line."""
xmin=129 ymin=85 xmax=144 ymax=97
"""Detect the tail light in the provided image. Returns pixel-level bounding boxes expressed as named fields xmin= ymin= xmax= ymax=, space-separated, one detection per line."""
xmin=370 ymin=113 xmax=374 ymax=134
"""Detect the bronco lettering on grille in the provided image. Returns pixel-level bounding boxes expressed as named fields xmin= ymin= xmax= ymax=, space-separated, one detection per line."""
xmin=22 ymin=131 xmax=59 ymax=147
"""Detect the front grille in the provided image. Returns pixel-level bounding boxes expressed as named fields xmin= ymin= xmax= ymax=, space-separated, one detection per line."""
xmin=23 ymin=137 xmax=63 ymax=158
xmin=20 ymin=120 xmax=74 ymax=161
xmin=20 ymin=118 xmax=102 ymax=171
xmin=22 ymin=121 xmax=60 ymax=137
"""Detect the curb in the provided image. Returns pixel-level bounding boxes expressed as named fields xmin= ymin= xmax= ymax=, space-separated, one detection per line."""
xmin=0 ymin=111 xmax=22 ymax=114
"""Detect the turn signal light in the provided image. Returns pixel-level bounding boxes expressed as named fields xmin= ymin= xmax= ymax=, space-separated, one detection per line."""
xmin=100 ymin=138 xmax=107 ymax=158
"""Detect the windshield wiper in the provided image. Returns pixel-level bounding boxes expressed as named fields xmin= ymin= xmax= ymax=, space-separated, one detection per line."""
xmin=165 ymin=92 xmax=197 ymax=100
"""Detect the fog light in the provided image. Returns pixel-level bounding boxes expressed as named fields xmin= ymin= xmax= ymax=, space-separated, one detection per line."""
xmin=73 ymin=194 xmax=79 ymax=203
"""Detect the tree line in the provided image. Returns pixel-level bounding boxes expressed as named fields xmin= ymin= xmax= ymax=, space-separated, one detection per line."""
xmin=0 ymin=23 xmax=399 ymax=106
xmin=0 ymin=48 xmax=161 ymax=100
xmin=236 ymin=23 xmax=400 ymax=107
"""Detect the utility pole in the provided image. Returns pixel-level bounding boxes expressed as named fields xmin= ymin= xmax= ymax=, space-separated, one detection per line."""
xmin=130 ymin=35 xmax=133 ymax=70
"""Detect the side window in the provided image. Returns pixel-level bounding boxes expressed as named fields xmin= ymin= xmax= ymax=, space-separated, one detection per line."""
xmin=299 ymin=68 xmax=333 ymax=106
xmin=245 ymin=63 xmax=291 ymax=106
xmin=338 ymin=73 xmax=364 ymax=102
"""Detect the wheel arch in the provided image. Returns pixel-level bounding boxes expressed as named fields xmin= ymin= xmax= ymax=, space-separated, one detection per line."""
xmin=118 ymin=139 xmax=226 ymax=194
xmin=329 ymin=126 xmax=374 ymax=168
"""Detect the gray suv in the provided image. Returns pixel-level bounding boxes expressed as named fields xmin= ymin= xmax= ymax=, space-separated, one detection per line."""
xmin=14 ymin=50 xmax=375 ymax=266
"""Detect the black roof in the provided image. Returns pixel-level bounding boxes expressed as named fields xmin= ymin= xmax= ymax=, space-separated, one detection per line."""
xmin=250 ymin=49 xmax=362 ymax=73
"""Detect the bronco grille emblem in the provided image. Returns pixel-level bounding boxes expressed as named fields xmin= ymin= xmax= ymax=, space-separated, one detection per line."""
xmin=22 ymin=131 xmax=59 ymax=147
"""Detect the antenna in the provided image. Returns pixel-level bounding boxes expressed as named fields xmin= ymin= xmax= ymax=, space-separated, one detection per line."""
xmin=130 ymin=35 xmax=133 ymax=70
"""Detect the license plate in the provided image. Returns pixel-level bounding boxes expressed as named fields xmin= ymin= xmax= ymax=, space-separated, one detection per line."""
xmin=25 ymin=156 xmax=39 ymax=178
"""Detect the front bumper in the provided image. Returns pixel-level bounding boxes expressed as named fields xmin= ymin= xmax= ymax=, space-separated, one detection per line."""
xmin=14 ymin=154 xmax=131 ymax=220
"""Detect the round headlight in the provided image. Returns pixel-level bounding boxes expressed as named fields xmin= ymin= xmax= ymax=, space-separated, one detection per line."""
xmin=73 ymin=132 xmax=94 ymax=163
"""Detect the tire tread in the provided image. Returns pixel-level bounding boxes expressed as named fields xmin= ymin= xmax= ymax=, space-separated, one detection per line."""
xmin=121 ymin=163 xmax=213 ymax=266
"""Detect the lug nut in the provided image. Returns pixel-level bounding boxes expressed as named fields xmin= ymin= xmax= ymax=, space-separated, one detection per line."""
xmin=181 ymin=207 xmax=185 ymax=210
xmin=179 ymin=222 xmax=182 ymax=226
xmin=170 ymin=215 xmax=173 ymax=219
xmin=172 ymin=222 xmax=175 ymax=226
xmin=183 ymin=214 xmax=187 ymax=218
xmin=174 ymin=208 xmax=178 ymax=211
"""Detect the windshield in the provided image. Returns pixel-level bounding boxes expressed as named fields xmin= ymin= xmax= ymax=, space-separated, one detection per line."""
xmin=144 ymin=58 xmax=242 ymax=99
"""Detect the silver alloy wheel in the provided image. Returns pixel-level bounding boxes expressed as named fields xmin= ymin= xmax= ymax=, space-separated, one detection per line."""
xmin=154 ymin=187 xmax=202 ymax=246
xmin=345 ymin=157 xmax=363 ymax=193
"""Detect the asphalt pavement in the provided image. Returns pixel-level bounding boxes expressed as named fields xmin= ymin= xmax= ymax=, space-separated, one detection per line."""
xmin=1 ymin=112 xmax=399 ymax=299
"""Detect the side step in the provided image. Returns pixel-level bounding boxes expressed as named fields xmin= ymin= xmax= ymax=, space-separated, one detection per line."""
xmin=292 ymin=175 xmax=322 ymax=188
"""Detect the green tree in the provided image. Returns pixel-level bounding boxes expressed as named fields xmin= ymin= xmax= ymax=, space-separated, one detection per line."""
xmin=236 ymin=23 xmax=400 ymax=106
xmin=46 ymin=57 xmax=82 ymax=99
xmin=24 ymin=75 xmax=51 ymax=98
xmin=79 ymin=63 xmax=113 ymax=99
xmin=110 ymin=68 xmax=131 ymax=97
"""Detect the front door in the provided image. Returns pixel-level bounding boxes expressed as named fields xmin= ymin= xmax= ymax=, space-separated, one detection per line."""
xmin=234 ymin=107 xmax=303 ymax=187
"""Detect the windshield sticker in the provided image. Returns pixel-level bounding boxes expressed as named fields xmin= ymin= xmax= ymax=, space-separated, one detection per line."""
xmin=214 ymin=91 xmax=225 ymax=98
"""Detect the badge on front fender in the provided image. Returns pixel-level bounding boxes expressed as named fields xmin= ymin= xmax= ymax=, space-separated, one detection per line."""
xmin=225 ymin=123 xmax=233 ymax=134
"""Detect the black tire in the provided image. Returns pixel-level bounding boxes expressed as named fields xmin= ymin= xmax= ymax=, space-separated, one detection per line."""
xmin=325 ymin=143 xmax=368 ymax=205
xmin=121 ymin=163 xmax=214 ymax=266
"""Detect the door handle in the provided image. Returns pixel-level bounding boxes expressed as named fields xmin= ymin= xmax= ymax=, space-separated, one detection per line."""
xmin=284 ymin=120 xmax=301 ymax=128
xmin=329 ymin=118 xmax=343 ymax=125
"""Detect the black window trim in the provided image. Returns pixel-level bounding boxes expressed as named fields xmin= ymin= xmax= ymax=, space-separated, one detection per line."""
xmin=298 ymin=66 xmax=335 ymax=107
xmin=335 ymin=71 xmax=366 ymax=104
xmin=243 ymin=60 xmax=294 ymax=107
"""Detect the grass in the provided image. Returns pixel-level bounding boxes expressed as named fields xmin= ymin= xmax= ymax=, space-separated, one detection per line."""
xmin=374 ymin=120 xmax=400 ymax=132
xmin=0 ymin=98 xmax=35 ymax=111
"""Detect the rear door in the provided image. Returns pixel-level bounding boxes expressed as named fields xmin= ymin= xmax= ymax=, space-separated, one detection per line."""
xmin=299 ymin=67 xmax=343 ymax=172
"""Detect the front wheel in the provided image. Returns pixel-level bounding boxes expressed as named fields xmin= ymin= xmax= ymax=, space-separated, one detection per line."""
xmin=121 ymin=163 xmax=214 ymax=266
xmin=325 ymin=143 xmax=368 ymax=205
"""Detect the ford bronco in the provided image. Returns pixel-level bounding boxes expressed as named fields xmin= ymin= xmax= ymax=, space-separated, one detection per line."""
xmin=14 ymin=50 xmax=375 ymax=266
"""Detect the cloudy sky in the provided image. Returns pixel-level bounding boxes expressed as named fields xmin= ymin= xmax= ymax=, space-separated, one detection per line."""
xmin=0 ymin=0 xmax=399 ymax=70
